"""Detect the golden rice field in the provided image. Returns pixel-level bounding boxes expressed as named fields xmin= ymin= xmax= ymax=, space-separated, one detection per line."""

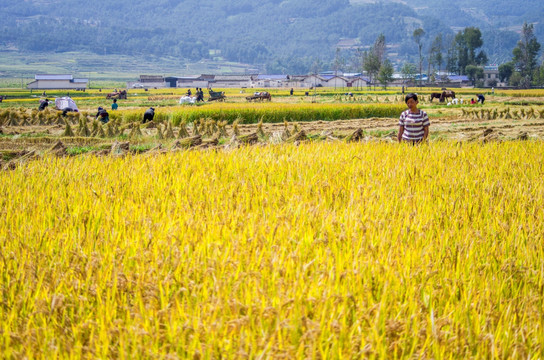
xmin=1 ymin=141 xmax=544 ymax=359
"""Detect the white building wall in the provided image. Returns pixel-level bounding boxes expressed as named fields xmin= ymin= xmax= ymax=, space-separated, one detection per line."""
xmin=28 ymin=80 xmax=86 ymax=89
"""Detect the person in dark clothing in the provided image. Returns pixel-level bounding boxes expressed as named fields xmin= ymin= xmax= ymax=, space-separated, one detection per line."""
xmin=143 ymin=107 xmax=155 ymax=123
xmin=196 ymin=88 xmax=204 ymax=102
xmin=477 ymin=94 xmax=485 ymax=104
xmin=290 ymin=88 xmax=294 ymax=96
xmin=38 ymin=99 xmax=49 ymax=111
xmin=95 ymin=106 xmax=110 ymax=124
xmin=187 ymin=89 xmax=192 ymax=96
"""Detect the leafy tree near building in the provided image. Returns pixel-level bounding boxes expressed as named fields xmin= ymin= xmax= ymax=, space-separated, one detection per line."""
xmin=363 ymin=34 xmax=387 ymax=89
xmin=401 ymin=62 xmax=417 ymax=84
xmin=453 ymin=27 xmax=487 ymax=75
xmin=431 ymin=34 xmax=444 ymax=75
xmin=511 ymin=22 xmax=541 ymax=88
xmin=413 ymin=28 xmax=425 ymax=85
xmin=377 ymin=60 xmax=394 ymax=89
xmin=465 ymin=65 xmax=484 ymax=86
xmin=498 ymin=62 xmax=515 ymax=83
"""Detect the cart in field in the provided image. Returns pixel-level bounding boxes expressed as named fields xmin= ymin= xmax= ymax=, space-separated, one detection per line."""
xmin=208 ymin=90 xmax=226 ymax=102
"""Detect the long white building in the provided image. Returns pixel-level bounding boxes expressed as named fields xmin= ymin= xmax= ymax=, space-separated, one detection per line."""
xmin=27 ymin=74 xmax=88 ymax=90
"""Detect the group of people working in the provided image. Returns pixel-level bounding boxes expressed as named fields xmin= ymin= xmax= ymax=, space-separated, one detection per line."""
xmin=186 ymin=88 xmax=205 ymax=102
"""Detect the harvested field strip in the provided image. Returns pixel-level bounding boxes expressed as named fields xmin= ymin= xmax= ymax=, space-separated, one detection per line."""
xmin=1 ymin=142 xmax=544 ymax=358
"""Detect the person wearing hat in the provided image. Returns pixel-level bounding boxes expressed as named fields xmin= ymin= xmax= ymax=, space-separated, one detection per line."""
xmin=38 ymin=98 xmax=49 ymax=111
xmin=143 ymin=107 xmax=155 ymax=123
xmin=95 ymin=106 xmax=110 ymax=124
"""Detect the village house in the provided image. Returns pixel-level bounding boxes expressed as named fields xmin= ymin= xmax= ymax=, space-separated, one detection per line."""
xmin=483 ymin=66 xmax=503 ymax=87
xmin=286 ymin=75 xmax=308 ymax=88
xmin=253 ymin=75 xmax=289 ymax=88
xmin=348 ymin=76 xmax=372 ymax=89
xmin=321 ymin=75 xmax=350 ymax=89
xmin=212 ymin=75 xmax=253 ymax=88
xmin=126 ymin=75 xmax=166 ymax=89
xmin=173 ymin=75 xmax=211 ymax=89
xmin=27 ymin=74 xmax=88 ymax=90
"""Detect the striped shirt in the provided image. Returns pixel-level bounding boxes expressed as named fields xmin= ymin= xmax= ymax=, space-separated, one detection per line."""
xmin=399 ymin=109 xmax=430 ymax=141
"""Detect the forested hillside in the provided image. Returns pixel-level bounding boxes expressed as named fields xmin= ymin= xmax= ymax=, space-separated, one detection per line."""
xmin=0 ymin=0 xmax=542 ymax=73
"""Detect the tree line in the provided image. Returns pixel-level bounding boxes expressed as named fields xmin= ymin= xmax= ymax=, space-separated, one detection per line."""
xmin=1 ymin=0 xmax=539 ymax=76
xmin=355 ymin=23 xmax=542 ymax=89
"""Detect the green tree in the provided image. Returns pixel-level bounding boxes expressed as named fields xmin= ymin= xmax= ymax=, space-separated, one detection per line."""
xmin=512 ymin=22 xmax=541 ymax=88
xmin=498 ymin=62 xmax=514 ymax=83
xmin=377 ymin=60 xmax=394 ymax=89
xmin=431 ymin=34 xmax=443 ymax=73
xmin=363 ymin=51 xmax=380 ymax=88
xmin=454 ymin=27 xmax=486 ymax=75
xmin=465 ymin=65 xmax=484 ymax=86
xmin=363 ymin=34 xmax=387 ymax=89
xmin=509 ymin=72 xmax=523 ymax=87
xmin=400 ymin=62 xmax=417 ymax=84
xmin=413 ymin=28 xmax=425 ymax=85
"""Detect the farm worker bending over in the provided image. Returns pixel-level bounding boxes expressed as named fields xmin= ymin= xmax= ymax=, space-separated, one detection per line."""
xmin=477 ymin=94 xmax=485 ymax=104
xmin=397 ymin=93 xmax=430 ymax=144
xmin=38 ymin=98 xmax=49 ymax=111
xmin=95 ymin=107 xmax=110 ymax=124
xmin=143 ymin=107 xmax=155 ymax=123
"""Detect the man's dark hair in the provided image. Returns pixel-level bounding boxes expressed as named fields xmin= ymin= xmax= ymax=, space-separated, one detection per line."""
xmin=405 ymin=93 xmax=418 ymax=103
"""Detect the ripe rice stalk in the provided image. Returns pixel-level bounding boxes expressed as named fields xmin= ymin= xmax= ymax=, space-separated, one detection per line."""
xmin=238 ymin=132 xmax=259 ymax=145
xmin=156 ymin=125 xmax=165 ymax=140
xmin=214 ymin=120 xmax=227 ymax=138
xmin=90 ymin=121 xmax=100 ymax=137
xmin=7 ymin=114 xmax=19 ymax=127
xmin=20 ymin=116 xmax=30 ymax=126
xmin=78 ymin=119 xmax=91 ymax=137
xmin=129 ymin=123 xmax=143 ymax=139
xmin=189 ymin=119 xmax=200 ymax=136
xmin=62 ymin=122 xmax=75 ymax=137
xmin=285 ymin=130 xmax=308 ymax=143
xmin=232 ymin=120 xmax=240 ymax=136
xmin=164 ymin=122 xmax=175 ymax=139
xmin=283 ymin=119 xmax=291 ymax=138
xmin=257 ymin=117 xmax=265 ymax=137
xmin=96 ymin=124 xmax=106 ymax=138
xmin=105 ymin=123 xmax=116 ymax=138
xmin=171 ymin=135 xmax=202 ymax=149
xmin=0 ymin=110 xmax=9 ymax=124
xmin=177 ymin=121 xmax=190 ymax=139
xmin=345 ymin=128 xmax=364 ymax=142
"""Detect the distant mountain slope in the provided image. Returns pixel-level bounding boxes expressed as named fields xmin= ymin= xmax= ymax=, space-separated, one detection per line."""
xmin=0 ymin=0 xmax=542 ymax=73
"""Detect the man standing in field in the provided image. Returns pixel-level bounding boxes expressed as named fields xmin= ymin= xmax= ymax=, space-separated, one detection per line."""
xmin=398 ymin=93 xmax=429 ymax=144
